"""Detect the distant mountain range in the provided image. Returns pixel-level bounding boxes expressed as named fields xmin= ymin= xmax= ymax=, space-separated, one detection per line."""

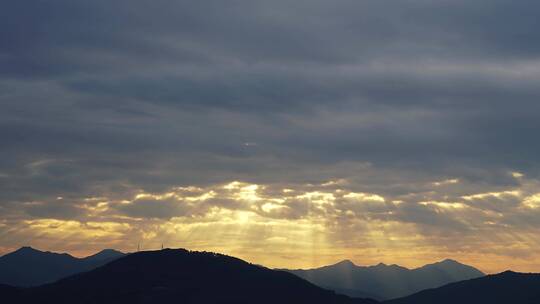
xmin=284 ymin=258 xmax=484 ymax=300
xmin=385 ymin=271 xmax=540 ymax=304
xmin=0 ymin=246 xmax=125 ymax=286
xmin=1 ymin=247 xmax=540 ymax=304
xmin=5 ymin=248 xmax=377 ymax=304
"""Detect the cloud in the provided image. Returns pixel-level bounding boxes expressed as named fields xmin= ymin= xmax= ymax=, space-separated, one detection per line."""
xmin=2 ymin=0 xmax=540 ymax=272
xmin=2 ymin=176 xmax=540 ymax=271
xmin=116 ymin=198 xmax=188 ymax=220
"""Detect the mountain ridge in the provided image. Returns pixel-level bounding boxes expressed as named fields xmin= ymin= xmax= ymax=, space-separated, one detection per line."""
xmin=3 ymin=247 xmax=540 ymax=304
xmin=0 ymin=246 xmax=125 ymax=287
xmin=14 ymin=248 xmax=377 ymax=304
xmin=284 ymin=258 xmax=484 ymax=300
xmin=385 ymin=271 xmax=540 ymax=304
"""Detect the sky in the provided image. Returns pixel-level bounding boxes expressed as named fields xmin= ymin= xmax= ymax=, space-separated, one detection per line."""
xmin=1 ymin=0 xmax=540 ymax=273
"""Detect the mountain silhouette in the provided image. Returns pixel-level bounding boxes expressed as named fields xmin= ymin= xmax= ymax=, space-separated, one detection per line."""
xmin=0 ymin=283 xmax=19 ymax=298
xmin=0 ymin=246 xmax=124 ymax=286
xmin=285 ymin=258 xmax=484 ymax=300
xmin=14 ymin=248 xmax=377 ymax=304
xmin=385 ymin=271 xmax=540 ymax=304
xmin=82 ymin=249 xmax=125 ymax=263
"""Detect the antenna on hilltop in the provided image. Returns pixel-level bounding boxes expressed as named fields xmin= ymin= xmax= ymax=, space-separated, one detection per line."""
xmin=161 ymin=243 xmax=164 ymax=250
xmin=137 ymin=243 xmax=140 ymax=252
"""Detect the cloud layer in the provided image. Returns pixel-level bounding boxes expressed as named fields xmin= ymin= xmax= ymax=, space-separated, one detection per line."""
xmin=1 ymin=0 xmax=540 ymax=272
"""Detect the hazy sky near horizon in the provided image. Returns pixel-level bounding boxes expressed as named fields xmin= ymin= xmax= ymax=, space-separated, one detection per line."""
xmin=2 ymin=0 xmax=540 ymax=273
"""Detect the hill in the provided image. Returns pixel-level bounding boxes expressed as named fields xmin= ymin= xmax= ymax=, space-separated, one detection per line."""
xmin=17 ymin=249 xmax=377 ymax=304
xmin=385 ymin=271 xmax=540 ymax=304
xmin=285 ymin=258 xmax=484 ymax=300
xmin=0 ymin=246 xmax=125 ymax=286
xmin=0 ymin=283 xmax=20 ymax=301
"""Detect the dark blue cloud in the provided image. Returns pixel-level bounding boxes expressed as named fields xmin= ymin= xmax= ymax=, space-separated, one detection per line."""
xmin=1 ymin=0 xmax=540 ymax=216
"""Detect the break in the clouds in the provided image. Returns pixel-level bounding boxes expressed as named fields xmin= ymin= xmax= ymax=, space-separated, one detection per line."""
xmin=1 ymin=0 xmax=540 ymax=273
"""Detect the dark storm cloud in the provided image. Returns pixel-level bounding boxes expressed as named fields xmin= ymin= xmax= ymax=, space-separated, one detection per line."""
xmin=115 ymin=198 xmax=191 ymax=220
xmin=24 ymin=199 xmax=85 ymax=220
xmin=1 ymin=0 xmax=540 ymax=226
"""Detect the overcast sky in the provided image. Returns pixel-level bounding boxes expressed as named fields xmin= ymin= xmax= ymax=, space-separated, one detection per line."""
xmin=2 ymin=0 xmax=540 ymax=273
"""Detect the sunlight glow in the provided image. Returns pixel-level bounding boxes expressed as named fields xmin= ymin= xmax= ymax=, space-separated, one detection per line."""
xmin=523 ymin=194 xmax=540 ymax=209
xmin=462 ymin=190 xmax=521 ymax=200
xmin=432 ymin=179 xmax=460 ymax=186
xmin=6 ymin=176 xmax=540 ymax=273
xmin=419 ymin=201 xmax=468 ymax=209
xmin=344 ymin=192 xmax=385 ymax=202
